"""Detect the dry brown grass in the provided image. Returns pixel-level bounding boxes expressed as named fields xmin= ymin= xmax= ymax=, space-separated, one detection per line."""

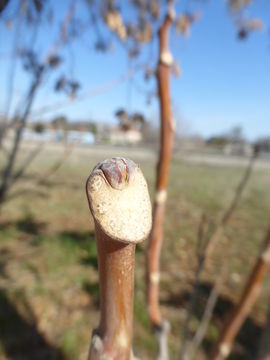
xmin=0 ymin=143 xmax=270 ymax=359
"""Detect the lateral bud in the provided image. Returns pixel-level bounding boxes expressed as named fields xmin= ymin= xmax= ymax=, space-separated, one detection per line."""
xmin=160 ymin=51 xmax=173 ymax=66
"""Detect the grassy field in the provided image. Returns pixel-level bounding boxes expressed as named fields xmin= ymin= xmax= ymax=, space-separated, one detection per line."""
xmin=0 ymin=143 xmax=270 ymax=359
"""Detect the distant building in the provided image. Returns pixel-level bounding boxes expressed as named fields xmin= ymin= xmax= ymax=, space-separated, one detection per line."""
xmin=109 ymin=127 xmax=142 ymax=145
xmin=22 ymin=128 xmax=95 ymax=144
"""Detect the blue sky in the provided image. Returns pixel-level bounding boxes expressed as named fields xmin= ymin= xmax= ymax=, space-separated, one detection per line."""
xmin=0 ymin=0 xmax=269 ymax=140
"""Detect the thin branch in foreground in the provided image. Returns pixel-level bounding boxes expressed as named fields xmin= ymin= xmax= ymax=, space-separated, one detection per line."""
xmin=179 ymin=149 xmax=258 ymax=360
xmin=146 ymin=8 xmax=175 ymax=359
xmin=206 ymin=149 xmax=258 ymax=259
xmin=179 ymin=219 xmax=215 ymax=360
xmin=188 ymin=253 xmax=230 ymax=360
xmin=210 ymin=224 xmax=270 ymax=360
xmin=188 ymin=232 xmax=237 ymax=360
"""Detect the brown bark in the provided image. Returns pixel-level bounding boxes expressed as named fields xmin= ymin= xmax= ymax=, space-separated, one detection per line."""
xmin=210 ymin=226 xmax=270 ymax=360
xmin=86 ymin=158 xmax=152 ymax=360
xmin=89 ymin=225 xmax=135 ymax=359
xmin=146 ymin=9 xmax=175 ymax=330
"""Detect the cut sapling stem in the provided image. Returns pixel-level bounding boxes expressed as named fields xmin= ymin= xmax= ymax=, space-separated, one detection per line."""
xmin=86 ymin=157 xmax=152 ymax=360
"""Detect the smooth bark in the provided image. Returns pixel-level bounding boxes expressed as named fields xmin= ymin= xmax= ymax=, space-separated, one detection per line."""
xmin=210 ymin=226 xmax=270 ymax=360
xmin=146 ymin=8 xmax=175 ymax=330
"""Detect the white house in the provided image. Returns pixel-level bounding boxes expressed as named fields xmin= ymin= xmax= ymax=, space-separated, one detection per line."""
xmin=109 ymin=128 xmax=142 ymax=145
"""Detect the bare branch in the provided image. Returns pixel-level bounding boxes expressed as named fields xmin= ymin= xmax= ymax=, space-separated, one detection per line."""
xmin=36 ymin=143 xmax=74 ymax=184
xmin=146 ymin=7 xmax=175 ymax=359
xmin=1 ymin=2 xmax=24 ymax=129
xmin=179 ymin=149 xmax=257 ymax=360
xmin=0 ymin=70 xmax=43 ymax=205
xmin=9 ymin=145 xmax=43 ymax=187
xmin=86 ymin=158 xmax=152 ymax=359
xmin=0 ymin=1 xmax=81 ymax=206
xmin=210 ymin=225 xmax=270 ymax=360
xmin=0 ymin=144 xmax=72 ymax=204
xmin=31 ymin=68 xmax=135 ymax=118
xmin=188 ymin=252 xmax=231 ymax=359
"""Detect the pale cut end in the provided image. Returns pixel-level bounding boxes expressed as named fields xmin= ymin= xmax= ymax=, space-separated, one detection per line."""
xmin=86 ymin=157 xmax=152 ymax=244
